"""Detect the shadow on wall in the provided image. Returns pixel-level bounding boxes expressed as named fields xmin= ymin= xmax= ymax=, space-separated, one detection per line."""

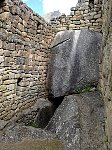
xmin=0 ymin=0 xmax=5 ymax=7
xmin=48 ymin=95 xmax=65 ymax=110
xmin=0 ymin=0 xmax=5 ymax=3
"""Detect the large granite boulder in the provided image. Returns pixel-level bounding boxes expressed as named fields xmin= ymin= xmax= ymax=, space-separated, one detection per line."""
xmin=46 ymin=91 xmax=105 ymax=150
xmin=48 ymin=29 xmax=102 ymax=98
xmin=46 ymin=94 xmax=80 ymax=150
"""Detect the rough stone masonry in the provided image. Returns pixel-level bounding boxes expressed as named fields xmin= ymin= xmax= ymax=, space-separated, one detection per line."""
xmin=0 ymin=0 xmax=112 ymax=149
xmin=0 ymin=0 xmax=103 ymax=125
xmin=50 ymin=0 xmax=102 ymax=33
xmin=0 ymin=0 xmax=55 ymax=121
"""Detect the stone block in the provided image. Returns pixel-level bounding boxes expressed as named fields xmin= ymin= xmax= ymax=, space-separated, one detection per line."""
xmin=0 ymin=12 xmax=11 ymax=21
xmin=0 ymin=40 xmax=2 ymax=48
xmin=94 ymin=14 xmax=101 ymax=19
xmin=0 ymin=56 xmax=4 ymax=64
xmin=0 ymin=85 xmax=7 ymax=92
xmin=17 ymin=23 xmax=24 ymax=32
xmin=48 ymin=29 xmax=102 ymax=97
xmin=46 ymin=92 xmax=105 ymax=150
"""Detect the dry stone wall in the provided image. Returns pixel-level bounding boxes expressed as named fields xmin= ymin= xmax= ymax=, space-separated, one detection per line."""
xmin=0 ymin=0 xmax=55 ymax=121
xmin=50 ymin=0 xmax=102 ymax=32
xmin=99 ymin=0 xmax=112 ymax=149
xmin=0 ymin=3 xmax=111 ymax=145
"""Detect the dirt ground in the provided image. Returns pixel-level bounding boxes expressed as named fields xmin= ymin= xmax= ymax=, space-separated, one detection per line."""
xmin=0 ymin=138 xmax=65 ymax=150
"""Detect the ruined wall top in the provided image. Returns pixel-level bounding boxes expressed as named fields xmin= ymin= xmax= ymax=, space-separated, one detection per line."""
xmin=50 ymin=0 xmax=102 ymax=32
xmin=0 ymin=0 xmax=53 ymax=27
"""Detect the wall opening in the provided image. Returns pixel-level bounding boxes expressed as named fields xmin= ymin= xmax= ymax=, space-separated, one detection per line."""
xmin=48 ymin=96 xmax=65 ymax=110
xmin=0 ymin=0 xmax=5 ymax=3
xmin=37 ymin=22 xmax=41 ymax=28
xmin=89 ymin=0 xmax=94 ymax=4
xmin=0 ymin=0 xmax=5 ymax=7
xmin=17 ymin=77 xmax=23 ymax=86
xmin=89 ymin=0 xmax=94 ymax=9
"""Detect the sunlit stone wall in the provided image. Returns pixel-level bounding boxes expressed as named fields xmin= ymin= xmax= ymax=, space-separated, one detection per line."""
xmin=50 ymin=0 xmax=102 ymax=33
xmin=0 ymin=0 xmax=55 ymax=121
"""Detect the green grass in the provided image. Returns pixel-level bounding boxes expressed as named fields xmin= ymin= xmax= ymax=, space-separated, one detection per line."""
xmin=102 ymin=135 xmax=109 ymax=144
xmin=29 ymin=121 xmax=39 ymax=128
xmin=73 ymin=85 xmax=96 ymax=94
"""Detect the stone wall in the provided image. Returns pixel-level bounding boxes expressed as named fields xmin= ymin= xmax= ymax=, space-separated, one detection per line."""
xmin=50 ymin=0 xmax=102 ymax=32
xmin=0 ymin=0 xmax=55 ymax=121
xmin=1 ymin=3 xmax=112 ymax=147
xmin=99 ymin=0 xmax=112 ymax=149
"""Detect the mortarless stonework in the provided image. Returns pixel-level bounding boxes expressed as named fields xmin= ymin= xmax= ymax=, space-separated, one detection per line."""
xmin=50 ymin=0 xmax=102 ymax=33
xmin=0 ymin=0 xmax=111 ymax=149
xmin=0 ymin=0 xmax=108 ymax=136
xmin=0 ymin=0 xmax=55 ymax=121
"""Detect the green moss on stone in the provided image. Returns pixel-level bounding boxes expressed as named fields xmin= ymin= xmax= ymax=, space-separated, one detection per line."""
xmin=73 ymin=84 xmax=96 ymax=94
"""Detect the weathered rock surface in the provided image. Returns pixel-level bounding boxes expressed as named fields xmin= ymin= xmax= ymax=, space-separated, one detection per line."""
xmin=76 ymin=91 xmax=105 ymax=150
xmin=0 ymin=125 xmax=55 ymax=143
xmin=46 ymin=94 xmax=80 ymax=150
xmin=16 ymin=98 xmax=54 ymax=129
xmin=48 ymin=29 xmax=102 ymax=98
xmin=46 ymin=91 xmax=105 ymax=150
xmin=0 ymin=125 xmax=65 ymax=150
xmin=0 ymin=98 xmax=54 ymax=130
xmin=0 ymin=120 xmax=9 ymax=130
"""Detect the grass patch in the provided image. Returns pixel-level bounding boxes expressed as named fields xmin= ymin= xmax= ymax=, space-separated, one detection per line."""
xmin=29 ymin=121 xmax=39 ymax=128
xmin=102 ymin=136 xmax=109 ymax=144
xmin=73 ymin=84 xmax=96 ymax=94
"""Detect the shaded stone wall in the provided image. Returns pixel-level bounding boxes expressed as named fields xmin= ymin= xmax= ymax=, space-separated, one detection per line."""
xmin=0 ymin=0 xmax=55 ymax=121
xmin=99 ymin=0 xmax=112 ymax=149
xmin=50 ymin=0 xmax=102 ymax=32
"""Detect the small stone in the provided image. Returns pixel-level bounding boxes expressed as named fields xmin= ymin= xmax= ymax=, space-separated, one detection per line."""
xmin=0 ymin=12 xmax=11 ymax=21
xmin=93 ymin=23 xmax=99 ymax=26
xmin=94 ymin=14 xmax=101 ymax=19
xmin=96 ymin=18 xmax=102 ymax=23
xmin=2 ymin=75 xmax=9 ymax=81
xmin=73 ymin=20 xmax=81 ymax=25
xmin=17 ymin=23 xmax=24 ymax=32
xmin=0 ymin=40 xmax=2 ymax=48
xmin=23 ymin=20 xmax=27 ymax=27
xmin=0 ymin=85 xmax=7 ymax=92
xmin=0 ymin=49 xmax=3 ymax=55
xmin=0 ymin=56 xmax=4 ymax=63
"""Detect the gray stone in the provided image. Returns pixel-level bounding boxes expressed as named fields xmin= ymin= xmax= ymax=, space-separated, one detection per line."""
xmin=76 ymin=91 xmax=105 ymax=150
xmin=16 ymin=98 xmax=54 ymax=129
xmin=73 ymin=20 xmax=81 ymax=25
xmin=46 ymin=94 xmax=80 ymax=150
xmin=46 ymin=91 xmax=105 ymax=150
xmin=0 ymin=120 xmax=9 ymax=130
xmin=48 ymin=29 xmax=102 ymax=98
xmin=0 ymin=125 xmax=65 ymax=150
xmin=0 ymin=125 xmax=56 ymax=143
